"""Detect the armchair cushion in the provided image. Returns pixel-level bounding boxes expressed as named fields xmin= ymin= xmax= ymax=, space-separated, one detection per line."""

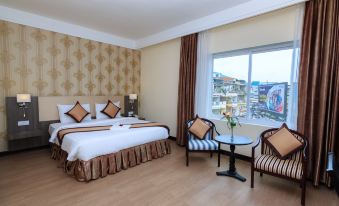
xmin=188 ymin=116 xmax=211 ymax=140
xmin=265 ymin=123 xmax=303 ymax=159
xmin=188 ymin=138 xmax=218 ymax=151
xmin=254 ymin=154 xmax=303 ymax=180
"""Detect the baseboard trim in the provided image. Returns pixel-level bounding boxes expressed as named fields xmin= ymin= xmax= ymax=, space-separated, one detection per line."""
xmin=219 ymin=150 xmax=251 ymax=162
xmin=0 ymin=145 xmax=50 ymax=157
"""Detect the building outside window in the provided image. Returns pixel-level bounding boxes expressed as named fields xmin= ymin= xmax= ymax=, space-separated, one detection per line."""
xmin=211 ymin=42 xmax=297 ymax=126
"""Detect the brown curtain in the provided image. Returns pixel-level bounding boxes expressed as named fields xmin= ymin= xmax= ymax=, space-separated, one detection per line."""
xmin=176 ymin=33 xmax=198 ymax=146
xmin=297 ymin=0 xmax=339 ymax=186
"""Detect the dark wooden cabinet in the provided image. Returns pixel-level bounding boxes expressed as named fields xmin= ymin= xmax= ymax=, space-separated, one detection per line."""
xmin=6 ymin=96 xmax=50 ymax=151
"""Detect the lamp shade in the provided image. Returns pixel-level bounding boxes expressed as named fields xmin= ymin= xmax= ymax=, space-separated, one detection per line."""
xmin=129 ymin=94 xmax=137 ymax=100
xmin=16 ymin=94 xmax=31 ymax=103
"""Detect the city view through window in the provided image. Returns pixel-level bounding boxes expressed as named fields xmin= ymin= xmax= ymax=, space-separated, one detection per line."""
xmin=212 ymin=47 xmax=294 ymax=123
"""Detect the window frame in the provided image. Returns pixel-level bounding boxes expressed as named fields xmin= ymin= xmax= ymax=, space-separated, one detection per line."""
xmin=210 ymin=41 xmax=295 ymax=127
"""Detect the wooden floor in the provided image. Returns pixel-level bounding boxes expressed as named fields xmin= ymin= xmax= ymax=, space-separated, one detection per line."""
xmin=0 ymin=141 xmax=337 ymax=206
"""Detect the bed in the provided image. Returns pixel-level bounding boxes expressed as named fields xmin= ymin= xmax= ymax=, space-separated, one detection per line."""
xmin=39 ymin=96 xmax=171 ymax=182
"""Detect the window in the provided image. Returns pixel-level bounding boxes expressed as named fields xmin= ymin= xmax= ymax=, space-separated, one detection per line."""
xmin=212 ymin=42 xmax=297 ymax=126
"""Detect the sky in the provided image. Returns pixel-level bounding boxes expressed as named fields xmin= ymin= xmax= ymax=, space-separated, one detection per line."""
xmin=213 ymin=49 xmax=293 ymax=84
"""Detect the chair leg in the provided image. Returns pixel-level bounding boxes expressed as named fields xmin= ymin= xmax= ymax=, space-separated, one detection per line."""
xmin=301 ymin=180 xmax=306 ymax=205
xmin=210 ymin=151 xmax=213 ymax=158
xmin=251 ymin=168 xmax=254 ymax=188
xmin=218 ymin=150 xmax=220 ymax=167
xmin=260 ymin=172 xmax=263 ymax=177
xmin=217 ymin=143 xmax=221 ymax=167
xmin=186 ymin=149 xmax=189 ymax=167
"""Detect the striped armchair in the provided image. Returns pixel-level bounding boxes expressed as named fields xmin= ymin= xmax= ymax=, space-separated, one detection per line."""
xmin=251 ymin=128 xmax=308 ymax=205
xmin=185 ymin=118 xmax=220 ymax=167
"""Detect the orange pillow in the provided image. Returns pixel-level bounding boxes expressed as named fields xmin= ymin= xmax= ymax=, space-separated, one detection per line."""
xmin=188 ymin=116 xmax=211 ymax=140
xmin=65 ymin=101 xmax=90 ymax=123
xmin=265 ymin=123 xmax=303 ymax=159
xmin=101 ymin=100 xmax=120 ymax=118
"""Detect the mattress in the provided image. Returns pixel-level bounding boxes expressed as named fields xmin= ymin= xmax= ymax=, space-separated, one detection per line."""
xmin=49 ymin=122 xmax=62 ymax=135
xmin=49 ymin=117 xmax=169 ymax=161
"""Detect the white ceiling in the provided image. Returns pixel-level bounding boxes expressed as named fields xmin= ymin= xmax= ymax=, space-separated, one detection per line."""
xmin=0 ymin=0 xmax=306 ymax=49
xmin=0 ymin=0 xmax=250 ymax=39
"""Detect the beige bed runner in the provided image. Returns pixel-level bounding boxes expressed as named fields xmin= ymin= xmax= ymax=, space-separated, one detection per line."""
xmin=125 ymin=122 xmax=170 ymax=134
xmin=57 ymin=126 xmax=112 ymax=144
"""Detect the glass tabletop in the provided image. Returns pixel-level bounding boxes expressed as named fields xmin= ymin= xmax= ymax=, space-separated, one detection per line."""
xmin=215 ymin=135 xmax=253 ymax=145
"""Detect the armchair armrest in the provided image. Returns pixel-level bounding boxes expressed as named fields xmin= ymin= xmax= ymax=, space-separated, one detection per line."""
xmin=303 ymin=145 xmax=308 ymax=160
xmin=251 ymin=137 xmax=261 ymax=159
xmin=214 ymin=127 xmax=220 ymax=136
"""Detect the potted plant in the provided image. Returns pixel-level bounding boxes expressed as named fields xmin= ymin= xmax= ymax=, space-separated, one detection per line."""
xmin=222 ymin=111 xmax=241 ymax=138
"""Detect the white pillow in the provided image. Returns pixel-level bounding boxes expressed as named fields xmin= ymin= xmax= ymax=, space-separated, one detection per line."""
xmin=57 ymin=103 xmax=91 ymax=123
xmin=95 ymin=101 xmax=121 ymax=119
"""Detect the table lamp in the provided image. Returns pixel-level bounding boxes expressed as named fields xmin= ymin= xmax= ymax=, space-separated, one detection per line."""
xmin=17 ymin=94 xmax=31 ymax=118
xmin=129 ymin=94 xmax=137 ymax=117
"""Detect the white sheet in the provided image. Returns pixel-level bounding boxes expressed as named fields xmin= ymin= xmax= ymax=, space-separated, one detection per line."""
xmin=49 ymin=117 xmax=169 ymax=161
xmin=49 ymin=122 xmax=62 ymax=135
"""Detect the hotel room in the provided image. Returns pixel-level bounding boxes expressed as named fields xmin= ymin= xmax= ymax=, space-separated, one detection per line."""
xmin=0 ymin=0 xmax=338 ymax=205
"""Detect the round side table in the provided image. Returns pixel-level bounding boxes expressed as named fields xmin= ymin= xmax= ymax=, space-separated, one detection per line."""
xmin=215 ymin=135 xmax=253 ymax=182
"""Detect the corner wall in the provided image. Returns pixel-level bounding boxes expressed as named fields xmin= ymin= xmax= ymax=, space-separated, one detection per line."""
xmin=140 ymin=39 xmax=181 ymax=137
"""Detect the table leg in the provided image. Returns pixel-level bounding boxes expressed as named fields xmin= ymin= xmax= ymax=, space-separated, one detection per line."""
xmin=216 ymin=144 xmax=247 ymax=182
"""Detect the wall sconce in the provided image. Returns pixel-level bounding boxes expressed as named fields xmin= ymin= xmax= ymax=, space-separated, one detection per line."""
xmin=17 ymin=94 xmax=31 ymax=118
xmin=128 ymin=94 xmax=137 ymax=117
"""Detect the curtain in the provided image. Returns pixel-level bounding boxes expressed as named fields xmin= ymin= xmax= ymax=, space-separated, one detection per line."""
xmin=287 ymin=4 xmax=304 ymax=130
xmin=297 ymin=0 xmax=339 ymax=186
xmin=195 ymin=31 xmax=213 ymax=118
xmin=176 ymin=33 xmax=198 ymax=146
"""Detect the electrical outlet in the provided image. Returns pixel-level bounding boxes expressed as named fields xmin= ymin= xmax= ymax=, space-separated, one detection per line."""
xmin=18 ymin=120 xmax=29 ymax=126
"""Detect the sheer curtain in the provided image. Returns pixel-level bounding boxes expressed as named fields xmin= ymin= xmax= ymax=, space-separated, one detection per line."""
xmin=194 ymin=31 xmax=212 ymax=118
xmin=287 ymin=3 xmax=305 ymax=130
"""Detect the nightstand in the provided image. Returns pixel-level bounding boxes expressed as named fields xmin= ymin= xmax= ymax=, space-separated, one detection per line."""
xmin=6 ymin=96 xmax=50 ymax=151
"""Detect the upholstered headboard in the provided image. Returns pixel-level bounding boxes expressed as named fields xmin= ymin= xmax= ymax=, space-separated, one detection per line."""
xmin=38 ymin=96 xmax=124 ymax=121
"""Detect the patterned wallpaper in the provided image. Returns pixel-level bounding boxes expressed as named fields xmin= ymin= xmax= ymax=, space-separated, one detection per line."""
xmin=0 ymin=20 xmax=141 ymax=151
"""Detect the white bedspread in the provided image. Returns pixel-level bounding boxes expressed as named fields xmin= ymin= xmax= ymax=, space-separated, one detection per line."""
xmin=49 ymin=117 xmax=169 ymax=161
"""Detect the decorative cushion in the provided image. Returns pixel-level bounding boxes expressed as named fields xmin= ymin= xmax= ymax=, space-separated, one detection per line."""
xmin=95 ymin=101 xmax=121 ymax=119
xmin=254 ymin=154 xmax=303 ymax=180
xmin=265 ymin=123 xmax=303 ymax=159
xmin=64 ymin=101 xmax=90 ymax=123
xmin=101 ymin=100 xmax=121 ymax=118
xmin=188 ymin=138 xmax=218 ymax=151
xmin=188 ymin=116 xmax=211 ymax=140
xmin=57 ymin=103 xmax=91 ymax=123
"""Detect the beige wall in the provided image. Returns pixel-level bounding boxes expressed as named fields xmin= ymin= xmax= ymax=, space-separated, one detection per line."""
xmin=209 ymin=5 xmax=298 ymax=53
xmin=140 ymin=39 xmax=181 ymax=137
xmin=140 ymin=5 xmax=300 ymax=156
xmin=0 ymin=20 xmax=141 ymax=152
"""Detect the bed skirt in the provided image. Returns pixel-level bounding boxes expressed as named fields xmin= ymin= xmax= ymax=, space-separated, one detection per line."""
xmin=50 ymin=139 xmax=171 ymax=182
